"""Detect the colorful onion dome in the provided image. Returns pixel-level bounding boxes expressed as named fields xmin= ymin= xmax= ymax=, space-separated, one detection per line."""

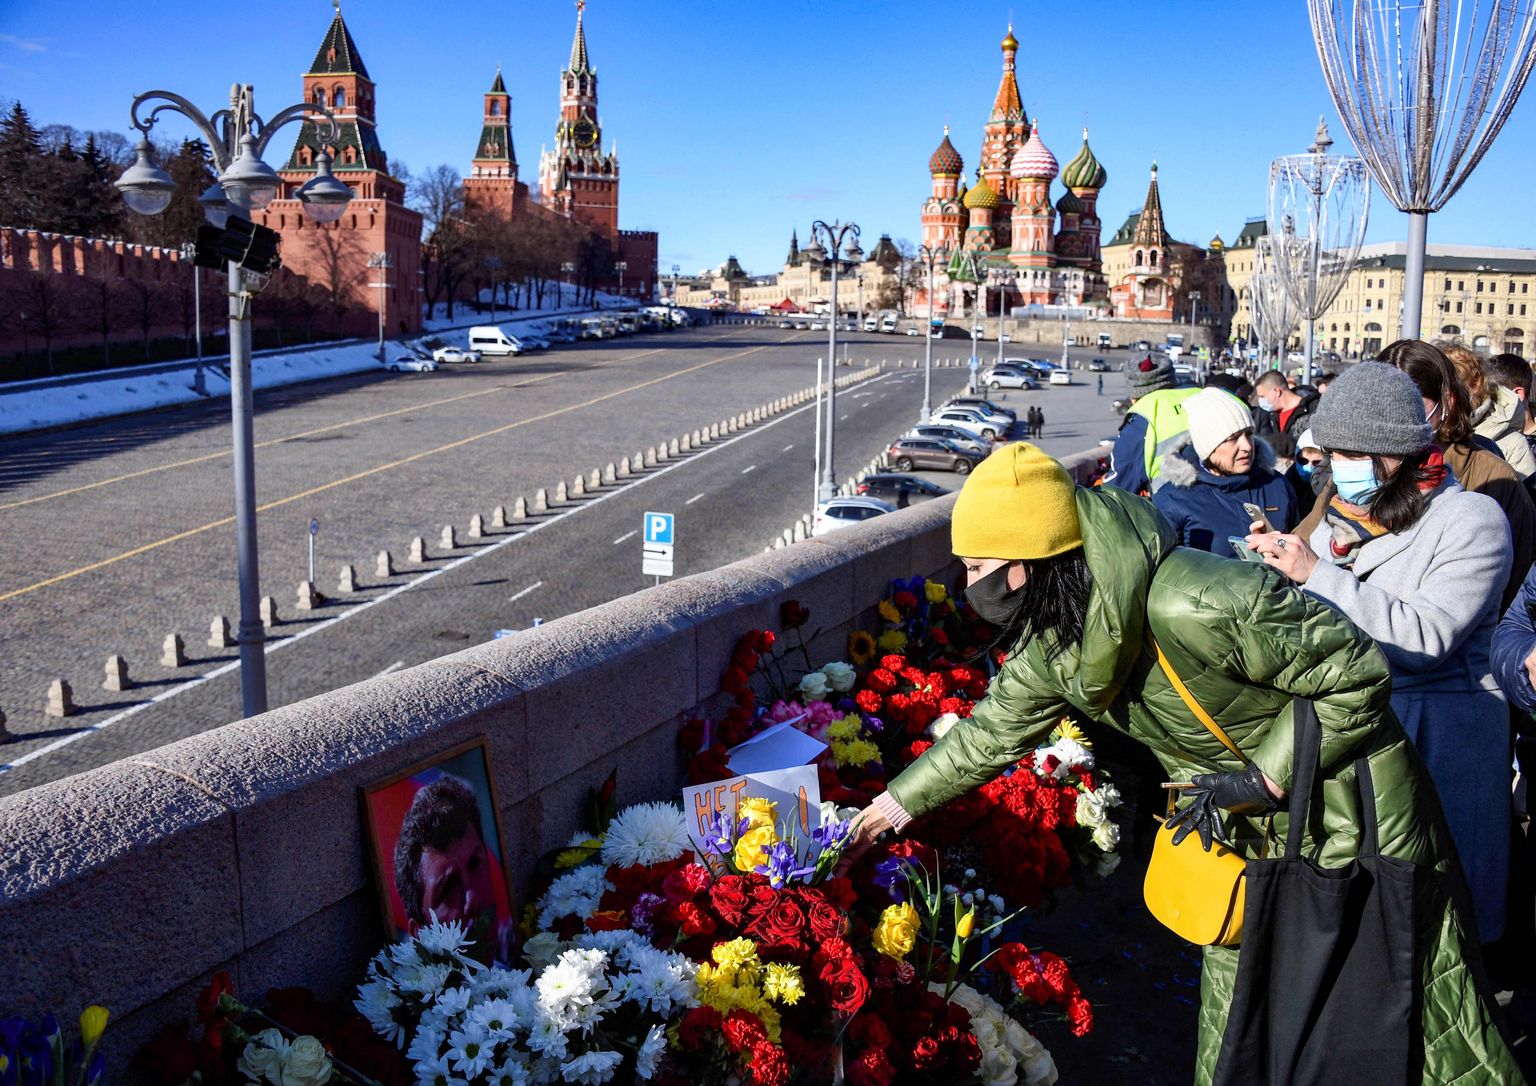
xmin=1001 ymin=25 xmax=1019 ymax=51
xmin=1009 ymin=122 xmax=1058 ymax=180
xmin=1056 ymin=191 xmax=1082 ymax=216
xmin=929 ymin=127 xmax=964 ymax=176
xmin=963 ymin=173 xmax=999 ymax=210
xmin=1062 ymin=128 xmax=1107 ymax=190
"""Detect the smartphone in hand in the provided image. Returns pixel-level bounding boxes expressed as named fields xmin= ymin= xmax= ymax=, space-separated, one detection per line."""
xmin=1242 ymin=502 xmax=1276 ymax=533
xmin=1229 ymin=535 xmax=1268 ymax=563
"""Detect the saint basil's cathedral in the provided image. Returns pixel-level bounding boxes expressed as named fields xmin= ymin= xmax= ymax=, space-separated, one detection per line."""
xmin=918 ymin=26 xmax=1111 ymax=317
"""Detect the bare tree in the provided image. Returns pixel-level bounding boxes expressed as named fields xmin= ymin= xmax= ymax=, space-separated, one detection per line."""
xmin=119 ymin=276 xmax=172 ymax=362
xmin=17 ymin=270 xmax=71 ymax=375
xmin=409 ymin=165 xmax=474 ymax=321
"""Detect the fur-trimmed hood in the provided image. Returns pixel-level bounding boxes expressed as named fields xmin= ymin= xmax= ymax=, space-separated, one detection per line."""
xmin=1159 ymin=432 xmax=1278 ymax=489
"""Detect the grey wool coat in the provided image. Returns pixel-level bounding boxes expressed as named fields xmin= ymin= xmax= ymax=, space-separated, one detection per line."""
xmin=1305 ymin=480 xmax=1514 ymax=940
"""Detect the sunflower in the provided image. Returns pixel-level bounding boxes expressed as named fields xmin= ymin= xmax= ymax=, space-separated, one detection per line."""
xmin=848 ymin=629 xmax=877 ymax=666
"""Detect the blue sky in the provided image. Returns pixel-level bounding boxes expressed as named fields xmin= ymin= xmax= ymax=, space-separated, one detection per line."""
xmin=5 ymin=0 xmax=1536 ymax=275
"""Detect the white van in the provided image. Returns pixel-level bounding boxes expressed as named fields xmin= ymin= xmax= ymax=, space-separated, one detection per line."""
xmin=467 ymin=326 xmax=523 ymax=356
xmin=880 ymin=315 xmax=898 ymax=333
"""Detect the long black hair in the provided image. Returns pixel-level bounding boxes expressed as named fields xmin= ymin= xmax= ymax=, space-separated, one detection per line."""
xmin=984 ymin=548 xmax=1093 ymax=663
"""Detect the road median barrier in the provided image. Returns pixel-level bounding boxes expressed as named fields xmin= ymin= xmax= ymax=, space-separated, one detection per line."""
xmin=571 ymin=476 xmax=586 ymax=498
xmin=604 ymin=463 xmax=618 ymax=484
xmin=375 ymin=551 xmax=395 ymax=578
xmin=339 ymin=565 xmax=358 ymax=593
xmin=44 ymin=678 xmax=73 ymax=718
xmin=162 ymin=634 xmax=187 ymax=668
xmin=103 ymin=655 xmax=132 ymax=692
xmin=492 ymin=505 xmax=508 ymax=528
xmin=554 ymin=481 xmax=569 ymax=504
xmin=209 ymin=615 xmax=234 ymax=647
xmin=468 ymin=514 xmax=485 ymax=539
xmin=260 ymin=596 xmax=280 ymax=627
xmin=297 ymin=581 xmax=321 ymax=611
xmin=440 ymin=525 xmax=458 ymax=551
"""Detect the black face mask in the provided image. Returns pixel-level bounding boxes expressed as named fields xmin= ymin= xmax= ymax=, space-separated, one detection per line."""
xmin=966 ymin=563 xmax=1025 ymax=628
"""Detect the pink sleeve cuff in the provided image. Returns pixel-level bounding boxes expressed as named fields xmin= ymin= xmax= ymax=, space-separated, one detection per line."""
xmin=873 ymin=790 xmax=914 ymax=833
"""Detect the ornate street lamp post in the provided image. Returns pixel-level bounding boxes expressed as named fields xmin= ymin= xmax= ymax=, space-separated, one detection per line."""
xmin=369 ymin=252 xmax=392 ymax=359
xmin=803 ymin=221 xmax=863 ymax=503
xmin=116 ymin=83 xmax=350 ymax=718
xmin=914 ymin=243 xmax=947 ymax=422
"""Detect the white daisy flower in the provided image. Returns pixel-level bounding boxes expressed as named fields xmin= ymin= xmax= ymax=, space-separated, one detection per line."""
xmin=560 ymin=1049 xmax=624 ymax=1085
xmin=635 ymin=1024 xmax=667 ymax=1080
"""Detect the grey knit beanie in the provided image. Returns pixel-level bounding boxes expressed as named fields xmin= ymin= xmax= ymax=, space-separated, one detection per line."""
xmin=1310 ymin=361 xmax=1432 ymax=455
xmin=1129 ymin=356 xmax=1175 ymax=396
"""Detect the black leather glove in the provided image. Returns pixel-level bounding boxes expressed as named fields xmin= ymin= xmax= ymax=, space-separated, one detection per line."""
xmin=1165 ymin=764 xmax=1280 ymax=851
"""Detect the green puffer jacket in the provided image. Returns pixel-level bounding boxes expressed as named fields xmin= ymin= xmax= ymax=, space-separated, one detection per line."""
xmin=886 ymin=485 xmax=1522 ymax=1085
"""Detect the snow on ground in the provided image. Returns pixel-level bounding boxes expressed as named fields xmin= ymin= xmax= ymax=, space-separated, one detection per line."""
xmin=0 ymin=296 xmax=637 ymax=438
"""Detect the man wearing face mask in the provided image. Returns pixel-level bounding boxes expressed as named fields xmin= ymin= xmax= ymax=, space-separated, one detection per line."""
xmin=840 ymin=440 xmax=1520 ymax=1084
xmin=1283 ymin=428 xmax=1329 ymax=523
xmin=1252 ymin=370 xmax=1320 ymax=460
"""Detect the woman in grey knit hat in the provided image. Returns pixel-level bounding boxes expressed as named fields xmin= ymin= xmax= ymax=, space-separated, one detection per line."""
xmin=1246 ymin=359 xmax=1514 ymax=943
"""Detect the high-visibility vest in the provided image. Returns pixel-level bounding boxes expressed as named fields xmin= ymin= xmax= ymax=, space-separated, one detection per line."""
xmin=1128 ymin=387 xmax=1202 ymax=491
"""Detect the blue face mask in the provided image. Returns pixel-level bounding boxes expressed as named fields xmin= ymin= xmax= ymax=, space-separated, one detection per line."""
xmin=1295 ymin=462 xmax=1315 ymax=480
xmin=1331 ymin=458 xmax=1379 ymax=506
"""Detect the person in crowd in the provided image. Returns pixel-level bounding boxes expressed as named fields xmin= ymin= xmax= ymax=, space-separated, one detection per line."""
xmin=1282 ymin=428 xmax=1329 ymax=524
xmin=1033 ymin=405 xmax=1045 ymax=439
xmin=1382 ymin=338 xmax=1536 ymax=609
xmin=1151 ymin=387 xmax=1297 ymax=554
xmin=1244 ymin=361 xmax=1512 ymax=944
xmin=1096 ymin=372 xmax=1103 ymax=396
xmin=1252 ymin=370 xmax=1320 ymax=459
xmin=1315 ymin=372 xmax=1336 ymax=395
xmin=1443 ymin=343 xmax=1536 ymax=477
xmin=1483 ymin=351 xmax=1536 ymax=465
xmin=842 ymin=441 xmax=1519 ymax=1084
xmin=1104 ymin=356 xmax=1201 ymax=496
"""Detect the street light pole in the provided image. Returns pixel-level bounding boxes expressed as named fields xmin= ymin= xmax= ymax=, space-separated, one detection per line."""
xmin=118 ymin=83 xmax=350 ymax=719
xmin=615 ymin=260 xmax=628 ymax=299
xmin=1187 ymin=289 xmax=1200 ymax=375
xmin=181 ymin=242 xmax=205 ymax=394
xmin=368 ymin=252 xmax=392 ymax=360
xmin=916 ymin=243 xmax=945 ymax=423
xmin=804 ymin=220 xmax=862 ymax=503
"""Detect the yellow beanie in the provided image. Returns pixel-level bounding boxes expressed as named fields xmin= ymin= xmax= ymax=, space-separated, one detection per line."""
xmin=951 ymin=442 xmax=1083 ymax=559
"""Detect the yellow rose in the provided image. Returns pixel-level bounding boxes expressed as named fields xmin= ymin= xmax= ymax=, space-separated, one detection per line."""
xmin=872 ymin=902 xmax=920 ymax=960
xmin=733 ymin=824 xmax=777 ymax=873
xmin=924 ymin=581 xmax=948 ymax=603
xmin=738 ymin=796 xmax=778 ymax=831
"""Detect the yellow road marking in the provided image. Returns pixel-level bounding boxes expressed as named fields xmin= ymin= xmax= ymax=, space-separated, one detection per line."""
xmin=0 ymin=342 xmax=773 ymax=603
xmin=0 ymin=349 xmax=665 ymax=512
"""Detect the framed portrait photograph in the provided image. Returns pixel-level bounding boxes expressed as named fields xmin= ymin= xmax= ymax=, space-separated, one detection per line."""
xmin=361 ymin=738 xmax=517 ymax=964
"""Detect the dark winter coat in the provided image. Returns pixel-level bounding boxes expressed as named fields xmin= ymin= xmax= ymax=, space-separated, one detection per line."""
xmin=885 ymin=485 xmax=1522 ymax=1084
xmin=1150 ymin=436 xmax=1298 ymax=554
xmin=1253 ymin=386 xmax=1319 ymax=459
xmin=1493 ymin=560 xmax=1536 ymax=716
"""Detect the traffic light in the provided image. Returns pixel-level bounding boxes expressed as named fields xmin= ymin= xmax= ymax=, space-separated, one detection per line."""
xmin=192 ymin=215 xmax=283 ymax=276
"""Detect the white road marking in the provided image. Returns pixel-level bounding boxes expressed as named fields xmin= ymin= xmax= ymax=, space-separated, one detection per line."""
xmin=685 ymin=493 xmax=705 ymax=505
xmin=741 ymin=465 xmax=757 ymax=474
xmin=782 ymin=444 xmax=795 ymax=452
xmin=840 ymin=414 xmax=850 ymax=421
xmin=0 ymin=366 xmax=917 ymax=776
xmin=509 ymin=580 xmax=544 ymax=602
xmin=373 ymin=660 xmax=405 ymax=677
xmin=612 ymin=530 xmax=637 ymax=544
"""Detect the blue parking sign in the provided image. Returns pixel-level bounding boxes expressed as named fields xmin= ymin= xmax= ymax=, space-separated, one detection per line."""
xmin=644 ymin=512 xmax=674 ymax=545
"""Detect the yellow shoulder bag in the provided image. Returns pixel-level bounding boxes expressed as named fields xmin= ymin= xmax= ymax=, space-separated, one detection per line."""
xmin=1142 ymin=639 xmax=1249 ymax=947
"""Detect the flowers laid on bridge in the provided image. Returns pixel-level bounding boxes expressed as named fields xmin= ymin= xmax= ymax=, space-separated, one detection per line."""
xmin=0 ymin=1005 xmax=109 ymax=1086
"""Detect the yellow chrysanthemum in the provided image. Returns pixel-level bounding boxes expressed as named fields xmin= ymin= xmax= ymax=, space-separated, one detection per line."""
xmin=872 ymin=901 xmax=921 ymax=960
xmin=878 ymin=599 xmax=903 ymax=623
xmin=762 ymin=963 xmax=805 ymax=1006
xmin=848 ymin=630 xmax=877 ymax=665
xmin=924 ymin=581 xmax=948 ymax=603
xmin=1054 ymin=720 xmax=1090 ymax=747
xmin=877 ymin=629 xmax=908 ymax=652
xmin=739 ymin=796 xmax=778 ymax=831
xmin=832 ymin=738 xmax=881 ymax=768
xmin=826 ymin=716 xmax=861 ymax=742
xmin=712 ymin=937 xmax=761 ymax=972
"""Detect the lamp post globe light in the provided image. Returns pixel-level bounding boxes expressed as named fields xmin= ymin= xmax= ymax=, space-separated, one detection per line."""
xmin=803 ymin=220 xmax=861 ymax=504
xmin=116 ymin=82 xmax=350 ymax=719
xmin=914 ymin=243 xmax=947 ymax=423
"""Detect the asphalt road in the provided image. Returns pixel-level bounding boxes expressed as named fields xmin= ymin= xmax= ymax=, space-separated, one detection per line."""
xmin=0 ymin=325 xmax=1137 ymax=795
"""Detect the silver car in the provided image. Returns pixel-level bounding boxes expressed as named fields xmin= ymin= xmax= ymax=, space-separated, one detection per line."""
xmin=904 ymin=425 xmax=989 ymax=455
xmin=982 ymin=366 xmax=1039 ymax=390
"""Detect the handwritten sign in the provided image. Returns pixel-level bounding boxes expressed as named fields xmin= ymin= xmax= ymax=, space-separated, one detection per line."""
xmin=682 ymin=765 xmax=821 ymax=871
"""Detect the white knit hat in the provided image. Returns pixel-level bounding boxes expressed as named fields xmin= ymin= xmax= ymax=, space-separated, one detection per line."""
xmin=1185 ymin=387 xmax=1255 ymax=462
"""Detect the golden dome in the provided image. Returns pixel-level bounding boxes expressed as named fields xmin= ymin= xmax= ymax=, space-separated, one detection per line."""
xmin=1001 ymin=26 xmax=1019 ymax=51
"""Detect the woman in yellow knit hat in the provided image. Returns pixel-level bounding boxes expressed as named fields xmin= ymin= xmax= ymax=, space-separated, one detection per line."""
xmin=843 ymin=441 xmax=1520 ymax=1085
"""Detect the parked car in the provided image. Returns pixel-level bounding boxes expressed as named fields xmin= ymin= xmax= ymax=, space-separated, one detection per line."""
xmin=982 ymin=366 xmax=1039 ymax=390
xmin=904 ymin=425 xmax=990 ymax=455
xmin=1087 ymin=358 xmax=1109 ymax=372
xmin=930 ymin=408 xmax=1001 ymax=440
xmin=1001 ymin=358 xmax=1055 ymax=376
xmin=519 ymin=333 xmax=551 ymax=351
xmin=468 ymin=326 xmax=524 ymax=356
xmin=939 ymin=399 xmax=1013 ymax=432
xmin=885 ymin=437 xmax=985 ymax=474
xmin=904 ymin=327 xmax=920 ymax=336
xmin=387 ymin=356 xmax=438 ymax=373
xmin=944 ymin=396 xmax=1017 ymax=422
xmin=432 ymin=347 xmax=481 ymax=364
xmin=855 ymin=474 xmax=952 ymax=505
xmin=812 ymin=496 xmax=897 ymax=537
xmin=1048 ymin=369 xmax=1073 ymax=386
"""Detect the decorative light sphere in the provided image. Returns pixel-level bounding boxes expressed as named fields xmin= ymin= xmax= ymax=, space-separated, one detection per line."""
xmin=296 ymin=149 xmax=353 ymax=224
xmin=115 ymin=139 xmax=176 ymax=217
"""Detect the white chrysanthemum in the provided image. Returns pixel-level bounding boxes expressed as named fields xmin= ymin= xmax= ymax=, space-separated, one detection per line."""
xmin=535 ymin=949 xmax=605 ymax=1028
xmin=446 ymin=1021 xmax=494 ymax=1080
xmin=635 ymin=1024 xmax=667 ymax=1081
xmin=354 ymin=978 xmax=405 ymax=1046
xmin=536 ymin=866 xmax=614 ymax=929
xmin=599 ymin=802 xmax=692 ymax=868
xmin=388 ymin=939 xmax=424 ymax=971
xmin=433 ymin=985 xmax=474 ymax=1018
xmin=402 ymin=962 xmax=452 ymax=998
xmin=417 ymin=918 xmax=474 ymax=957
xmin=470 ymin=996 xmax=521 ymax=1038
xmin=523 ymin=1012 xmax=570 ymax=1059
xmin=488 ymin=1057 xmax=531 ymax=1086
xmin=561 ymin=1049 xmax=624 ymax=1085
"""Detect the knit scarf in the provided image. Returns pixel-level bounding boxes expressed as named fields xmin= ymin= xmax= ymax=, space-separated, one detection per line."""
xmin=1322 ymin=447 xmax=1449 ymax=568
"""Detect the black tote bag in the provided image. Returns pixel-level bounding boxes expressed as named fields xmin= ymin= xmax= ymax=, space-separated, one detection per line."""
xmin=1211 ymin=700 xmax=1423 ymax=1086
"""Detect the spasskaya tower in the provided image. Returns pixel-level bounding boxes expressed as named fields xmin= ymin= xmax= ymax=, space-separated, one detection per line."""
xmin=537 ymin=0 xmax=620 ymax=238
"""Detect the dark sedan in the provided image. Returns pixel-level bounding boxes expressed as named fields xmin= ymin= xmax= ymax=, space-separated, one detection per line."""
xmin=885 ymin=438 xmax=984 ymax=475
xmin=855 ymin=474 xmax=952 ymax=506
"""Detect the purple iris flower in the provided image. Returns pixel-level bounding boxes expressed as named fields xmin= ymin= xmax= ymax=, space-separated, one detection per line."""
xmin=756 ymin=841 xmax=815 ymax=888
xmin=701 ymin=809 xmax=743 ymax=856
xmin=874 ymin=856 xmax=911 ymax=902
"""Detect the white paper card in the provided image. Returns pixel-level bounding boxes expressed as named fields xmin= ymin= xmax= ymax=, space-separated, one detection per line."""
xmin=726 ymin=719 xmax=827 ymax=775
